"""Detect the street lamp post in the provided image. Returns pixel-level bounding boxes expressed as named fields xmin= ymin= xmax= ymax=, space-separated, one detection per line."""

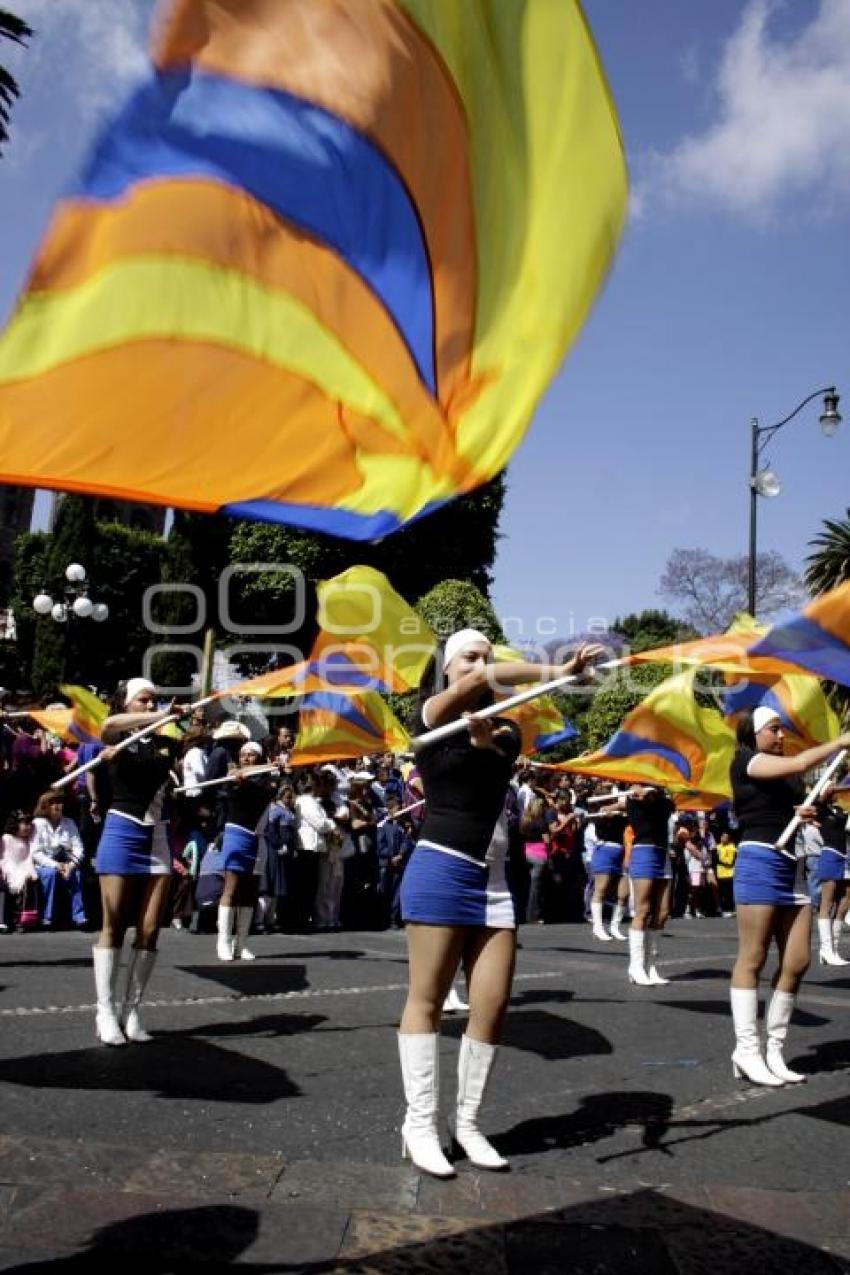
xmin=747 ymin=387 xmax=841 ymax=616
xmin=32 ymin=563 xmax=109 ymax=681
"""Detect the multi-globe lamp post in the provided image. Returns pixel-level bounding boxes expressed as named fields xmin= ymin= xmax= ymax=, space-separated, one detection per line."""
xmin=748 ymin=387 xmax=841 ymax=617
xmin=32 ymin=564 xmax=109 ymax=679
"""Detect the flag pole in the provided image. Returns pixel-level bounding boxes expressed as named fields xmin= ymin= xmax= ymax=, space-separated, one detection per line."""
xmin=52 ymin=693 xmax=218 ymax=791
xmin=377 ymin=798 xmax=425 ymax=827
xmin=411 ymin=663 xmax=616 ymax=750
xmin=774 ymin=747 xmax=847 ymax=853
xmin=173 ymin=762 xmax=280 ymax=795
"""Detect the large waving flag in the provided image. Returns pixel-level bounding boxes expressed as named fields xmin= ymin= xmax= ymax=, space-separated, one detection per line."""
xmin=551 ymin=671 xmax=736 ymax=807
xmin=722 ymin=674 xmax=839 ymax=756
xmin=746 ymin=582 xmax=850 ymax=687
xmin=493 ymin=645 xmax=577 ymax=754
xmin=219 ymin=567 xmax=436 ymax=700
xmin=0 ymin=0 xmax=626 ymax=539
xmin=626 ymin=585 xmax=850 ymax=686
xmin=290 ymin=692 xmax=410 ymax=767
xmin=60 ymin=684 xmax=109 ymax=745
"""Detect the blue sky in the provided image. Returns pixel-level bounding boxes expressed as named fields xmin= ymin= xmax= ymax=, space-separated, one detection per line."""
xmin=1 ymin=0 xmax=848 ymax=640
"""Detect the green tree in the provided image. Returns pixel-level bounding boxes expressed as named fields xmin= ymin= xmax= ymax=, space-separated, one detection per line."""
xmin=415 ymin=579 xmax=504 ymax=644
xmin=91 ymin=521 xmax=169 ymax=692
xmin=613 ymin=608 xmax=697 ymax=653
xmin=581 ymin=663 xmax=672 ymax=752
xmin=805 ymin=510 xmax=850 ymax=595
xmin=8 ymin=529 xmax=49 ymax=689
xmin=0 ymin=9 xmax=32 ymax=153
xmin=31 ymin=496 xmax=97 ymax=696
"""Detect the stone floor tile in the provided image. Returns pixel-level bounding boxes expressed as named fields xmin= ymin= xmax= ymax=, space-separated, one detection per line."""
xmin=271 ymin=1159 xmax=417 ymax=1213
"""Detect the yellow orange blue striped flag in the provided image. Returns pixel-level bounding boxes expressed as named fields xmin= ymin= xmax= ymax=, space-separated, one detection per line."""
xmin=0 ymin=0 xmax=626 ymax=538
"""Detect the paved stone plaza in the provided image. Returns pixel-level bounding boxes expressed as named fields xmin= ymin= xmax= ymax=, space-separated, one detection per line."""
xmin=0 ymin=918 xmax=847 ymax=1272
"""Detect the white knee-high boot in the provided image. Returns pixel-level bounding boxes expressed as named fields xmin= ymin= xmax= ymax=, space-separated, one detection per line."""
xmin=121 ymin=949 xmax=157 ymax=1042
xmin=454 ymin=1035 xmax=509 ymax=1171
xmin=610 ymin=903 xmax=627 ymax=941
xmin=92 ymin=946 xmax=126 ymax=1046
xmin=398 ymin=1033 xmax=455 ymax=1178
xmin=730 ymin=988 xmax=783 ymax=1086
xmin=590 ymin=900 xmax=612 ymax=941
xmin=765 ymin=990 xmax=806 ymax=1083
xmin=217 ymin=905 xmax=235 ymax=961
xmin=233 ymin=907 xmax=256 ymax=960
xmin=646 ymin=932 xmax=669 ymax=985
xmin=819 ymin=917 xmax=848 ymax=965
xmin=627 ymin=928 xmax=653 ymax=985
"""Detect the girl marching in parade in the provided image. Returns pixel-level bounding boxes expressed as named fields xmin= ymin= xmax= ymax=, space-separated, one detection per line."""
xmin=91 ymin=678 xmax=181 ymax=1046
xmin=625 ymin=786 xmax=676 ymax=986
xmin=586 ymin=793 xmax=628 ymax=942
xmin=397 ymin=629 xmax=602 ymax=1177
xmin=814 ymin=786 xmax=849 ymax=967
xmin=216 ymin=741 xmax=277 ymax=962
xmin=729 ymin=707 xmax=850 ymax=1085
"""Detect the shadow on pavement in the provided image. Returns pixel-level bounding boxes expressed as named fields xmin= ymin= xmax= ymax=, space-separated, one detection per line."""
xmin=177 ymin=963 xmax=309 ymax=996
xmin=443 ymin=1008 xmax=612 ymax=1062
xmin=654 ymin=998 xmax=830 ymax=1027
xmin=1 ymin=1188 xmax=845 ymax=1273
xmin=0 ymin=1033 xmax=303 ymax=1104
xmin=498 ymin=1090 xmax=673 ymax=1158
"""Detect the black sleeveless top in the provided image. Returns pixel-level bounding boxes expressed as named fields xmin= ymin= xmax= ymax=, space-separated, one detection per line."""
xmin=413 ymin=705 xmax=522 ymax=861
xmin=594 ymin=812 xmax=627 ymax=845
xmin=109 ymin=737 xmax=174 ymax=824
xmin=730 ymin=746 xmax=803 ymax=843
xmin=626 ymin=790 xmax=674 ymax=847
xmin=225 ymin=775 xmax=276 ymax=833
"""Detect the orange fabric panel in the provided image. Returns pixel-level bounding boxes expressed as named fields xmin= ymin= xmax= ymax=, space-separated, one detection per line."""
xmin=152 ymin=0 xmax=477 ymax=408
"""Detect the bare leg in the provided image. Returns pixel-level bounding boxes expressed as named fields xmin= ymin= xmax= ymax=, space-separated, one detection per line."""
xmin=592 ymin=872 xmax=615 ymax=905
xmin=731 ymin=904 xmax=775 ymax=989
xmin=462 ymin=928 xmax=517 ymax=1045
xmin=772 ymin=905 xmax=812 ymax=994
xmin=220 ymin=870 xmax=241 ymax=907
xmin=97 ymin=876 xmax=142 ymax=949
xmin=133 ymin=877 xmax=172 ymax=951
xmin=630 ymin=878 xmax=655 ymax=931
xmin=819 ymin=880 xmax=837 ymax=920
xmin=401 ymin=924 xmax=466 ymax=1034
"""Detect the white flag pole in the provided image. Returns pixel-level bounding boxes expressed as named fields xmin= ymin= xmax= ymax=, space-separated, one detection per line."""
xmin=377 ymin=798 xmax=425 ymax=828
xmin=173 ymin=763 xmax=280 ymax=795
xmin=52 ymin=694 xmax=218 ymax=791
xmin=411 ymin=662 xmax=617 ymax=750
xmin=774 ymin=747 xmax=847 ymax=853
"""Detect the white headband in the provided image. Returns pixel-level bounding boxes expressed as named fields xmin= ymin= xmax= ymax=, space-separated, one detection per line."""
xmin=241 ymin=741 xmax=263 ymax=758
xmin=752 ymin=705 xmax=781 ymax=734
xmin=124 ymin=677 xmax=156 ymax=707
xmin=443 ymin=629 xmax=492 ymax=669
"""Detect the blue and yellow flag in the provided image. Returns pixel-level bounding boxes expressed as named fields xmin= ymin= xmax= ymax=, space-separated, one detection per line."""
xmin=221 ymin=566 xmax=436 ymax=699
xmin=552 ymin=670 xmax=736 ymax=807
xmin=0 ymin=0 xmax=626 ymax=538
xmin=748 ymin=582 xmax=850 ymax=687
xmin=290 ymin=691 xmax=410 ymax=767
xmin=493 ymin=645 xmax=577 ymax=754
xmin=59 ymin=684 xmax=109 ymax=745
xmin=722 ymin=673 xmax=839 ymax=756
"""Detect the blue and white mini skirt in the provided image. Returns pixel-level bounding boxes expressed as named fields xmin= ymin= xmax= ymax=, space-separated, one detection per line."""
xmin=629 ymin=843 xmax=668 ymax=881
xmin=401 ymin=842 xmax=515 ymax=929
xmin=818 ymin=846 xmax=848 ymax=883
xmin=592 ymin=842 xmax=625 ymax=876
xmin=734 ymin=840 xmax=809 ymax=906
xmin=221 ymin=824 xmax=260 ymax=874
xmin=96 ymin=811 xmax=171 ymax=876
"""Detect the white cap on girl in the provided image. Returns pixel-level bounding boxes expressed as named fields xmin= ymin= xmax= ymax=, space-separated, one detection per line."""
xmin=752 ymin=705 xmax=781 ymax=734
xmin=124 ymin=677 xmax=156 ymax=707
xmin=443 ymin=628 xmax=492 ymax=669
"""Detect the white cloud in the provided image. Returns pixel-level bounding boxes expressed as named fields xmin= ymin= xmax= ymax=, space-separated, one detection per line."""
xmin=12 ymin=0 xmax=151 ymax=120
xmin=640 ymin=0 xmax=850 ymax=220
